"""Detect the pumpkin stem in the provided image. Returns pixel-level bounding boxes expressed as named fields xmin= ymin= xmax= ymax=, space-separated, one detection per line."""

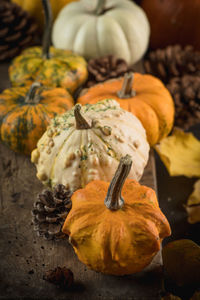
xmin=105 ymin=155 xmax=132 ymax=210
xmin=117 ymin=72 xmax=136 ymax=98
xmin=95 ymin=0 xmax=106 ymax=15
xmin=25 ymin=82 xmax=42 ymax=104
xmin=42 ymin=0 xmax=52 ymax=59
xmin=74 ymin=104 xmax=92 ymax=130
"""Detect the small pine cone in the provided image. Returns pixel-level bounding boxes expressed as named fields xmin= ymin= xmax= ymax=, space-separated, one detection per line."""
xmin=86 ymin=55 xmax=133 ymax=87
xmin=32 ymin=184 xmax=72 ymax=241
xmin=167 ymin=75 xmax=200 ymax=129
xmin=144 ymin=45 xmax=200 ymax=83
xmin=43 ymin=267 xmax=74 ymax=289
xmin=0 ymin=0 xmax=37 ymax=61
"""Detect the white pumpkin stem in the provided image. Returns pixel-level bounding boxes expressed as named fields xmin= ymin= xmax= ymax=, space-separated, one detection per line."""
xmin=74 ymin=104 xmax=92 ymax=129
xmin=117 ymin=72 xmax=136 ymax=98
xmin=95 ymin=0 xmax=106 ymax=15
xmin=25 ymin=82 xmax=42 ymax=104
xmin=42 ymin=0 xmax=52 ymax=59
xmin=104 ymin=155 xmax=132 ymax=210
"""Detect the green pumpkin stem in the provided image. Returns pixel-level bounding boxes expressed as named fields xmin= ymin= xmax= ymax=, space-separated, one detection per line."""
xmin=25 ymin=82 xmax=41 ymax=104
xmin=42 ymin=0 xmax=52 ymax=59
xmin=74 ymin=104 xmax=92 ymax=130
xmin=95 ymin=0 xmax=106 ymax=15
xmin=105 ymin=155 xmax=132 ymax=211
xmin=117 ymin=72 xmax=136 ymax=98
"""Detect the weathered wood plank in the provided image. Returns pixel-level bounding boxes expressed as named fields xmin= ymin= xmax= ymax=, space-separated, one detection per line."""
xmin=0 ymin=143 xmax=161 ymax=300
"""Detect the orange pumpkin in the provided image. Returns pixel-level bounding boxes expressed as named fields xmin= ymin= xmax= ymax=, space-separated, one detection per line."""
xmin=0 ymin=83 xmax=73 ymax=155
xmin=78 ymin=72 xmax=175 ymax=146
xmin=63 ymin=155 xmax=171 ymax=275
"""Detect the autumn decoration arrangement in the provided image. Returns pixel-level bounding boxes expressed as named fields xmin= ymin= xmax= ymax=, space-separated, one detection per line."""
xmin=0 ymin=0 xmax=87 ymax=155
xmin=0 ymin=0 xmax=200 ymax=298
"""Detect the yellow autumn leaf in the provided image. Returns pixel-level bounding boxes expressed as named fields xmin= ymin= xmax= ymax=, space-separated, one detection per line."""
xmin=185 ymin=179 xmax=200 ymax=224
xmin=155 ymin=128 xmax=200 ymax=177
xmin=187 ymin=180 xmax=200 ymax=206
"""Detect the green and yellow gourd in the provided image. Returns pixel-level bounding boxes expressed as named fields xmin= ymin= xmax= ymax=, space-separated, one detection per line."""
xmin=0 ymin=83 xmax=73 ymax=154
xmin=9 ymin=0 xmax=87 ymax=94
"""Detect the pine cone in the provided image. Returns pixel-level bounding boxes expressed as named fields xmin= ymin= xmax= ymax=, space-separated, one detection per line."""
xmin=86 ymin=55 xmax=133 ymax=87
xmin=0 ymin=0 xmax=37 ymax=61
xmin=44 ymin=267 xmax=74 ymax=289
xmin=167 ymin=75 xmax=200 ymax=129
xmin=144 ymin=45 xmax=200 ymax=83
xmin=32 ymin=184 xmax=72 ymax=241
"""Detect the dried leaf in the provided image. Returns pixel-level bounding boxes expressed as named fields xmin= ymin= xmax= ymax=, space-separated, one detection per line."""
xmin=161 ymin=293 xmax=182 ymax=300
xmin=190 ymin=290 xmax=200 ymax=300
xmin=155 ymin=128 xmax=200 ymax=177
xmin=185 ymin=180 xmax=200 ymax=224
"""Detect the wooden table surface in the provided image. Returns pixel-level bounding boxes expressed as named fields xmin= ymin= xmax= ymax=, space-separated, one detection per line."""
xmin=0 ymin=63 xmax=163 ymax=300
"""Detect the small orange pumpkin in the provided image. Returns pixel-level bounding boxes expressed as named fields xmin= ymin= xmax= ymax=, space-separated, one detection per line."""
xmin=0 ymin=82 xmax=73 ymax=154
xmin=63 ymin=155 xmax=171 ymax=275
xmin=78 ymin=72 xmax=175 ymax=145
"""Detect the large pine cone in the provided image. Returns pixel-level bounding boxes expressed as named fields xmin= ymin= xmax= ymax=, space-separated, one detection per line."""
xmin=144 ymin=45 xmax=200 ymax=83
xmin=167 ymin=75 xmax=200 ymax=129
xmin=32 ymin=184 xmax=72 ymax=241
xmin=0 ymin=0 xmax=37 ymax=61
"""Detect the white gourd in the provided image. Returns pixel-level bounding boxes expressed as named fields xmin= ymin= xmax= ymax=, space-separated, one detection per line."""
xmin=31 ymin=99 xmax=149 ymax=191
xmin=52 ymin=0 xmax=150 ymax=65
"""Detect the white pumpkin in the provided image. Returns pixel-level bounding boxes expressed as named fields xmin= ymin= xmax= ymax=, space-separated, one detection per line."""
xmin=31 ymin=99 xmax=149 ymax=191
xmin=52 ymin=0 xmax=150 ymax=65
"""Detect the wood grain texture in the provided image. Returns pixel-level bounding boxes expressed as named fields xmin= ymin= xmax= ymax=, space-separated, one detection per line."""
xmin=0 ymin=62 xmax=162 ymax=300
